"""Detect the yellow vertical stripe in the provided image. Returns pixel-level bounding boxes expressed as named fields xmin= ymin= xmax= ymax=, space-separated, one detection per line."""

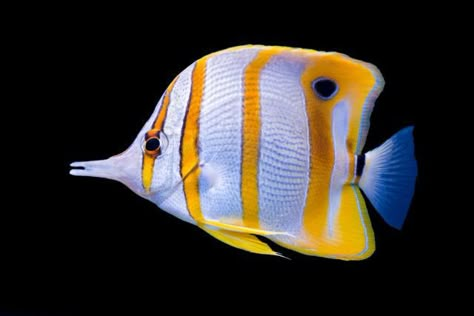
xmin=241 ymin=48 xmax=283 ymax=228
xmin=180 ymin=59 xmax=207 ymax=222
xmin=142 ymin=77 xmax=177 ymax=192
xmin=152 ymin=76 xmax=178 ymax=130
xmin=142 ymin=152 xmax=156 ymax=192
xmin=301 ymin=61 xmax=335 ymax=249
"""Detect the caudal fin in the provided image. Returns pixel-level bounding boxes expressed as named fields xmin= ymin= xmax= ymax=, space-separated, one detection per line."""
xmin=359 ymin=127 xmax=417 ymax=229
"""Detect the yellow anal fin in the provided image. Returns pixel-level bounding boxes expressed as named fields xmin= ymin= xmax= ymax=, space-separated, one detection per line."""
xmin=290 ymin=186 xmax=376 ymax=260
xmin=202 ymin=227 xmax=285 ymax=257
xmin=329 ymin=186 xmax=376 ymax=260
xmin=199 ymin=219 xmax=293 ymax=237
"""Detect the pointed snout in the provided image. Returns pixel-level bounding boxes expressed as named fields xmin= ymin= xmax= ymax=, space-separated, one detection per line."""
xmin=69 ymin=144 xmax=145 ymax=197
xmin=70 ymin=158 xmax=119 ymax=180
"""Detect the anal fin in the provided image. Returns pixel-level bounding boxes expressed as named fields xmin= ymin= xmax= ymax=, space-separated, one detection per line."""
xmin=289 ymin=185 xmax=375 ymax=260
xmin=201 ymin=227 xmax=285 ymax=257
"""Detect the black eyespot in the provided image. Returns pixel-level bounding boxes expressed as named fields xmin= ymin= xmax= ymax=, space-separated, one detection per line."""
xmin=145 ymin=137 xmax=160 ymax=152
xmin=312 ymin=78 xmax=338 ymax=100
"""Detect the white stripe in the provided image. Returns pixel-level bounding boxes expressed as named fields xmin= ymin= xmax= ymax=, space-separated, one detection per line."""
xmin=257 ymin=53 xmax=309 ymax=237
xmin=198 ymin=48 xmax=261 ymax=222
xmin=327 ymin=100 xmax=350 ymax=236
xmin=353 ymin=185 xmax=369 ymax=256
xmin=154 ymin=63 xmax=195 ymax=224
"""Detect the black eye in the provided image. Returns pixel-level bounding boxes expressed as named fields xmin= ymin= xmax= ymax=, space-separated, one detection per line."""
xmin=312 ymin=78 xmax=338 ymax=100
xmin=145 ymin=137 xmax=161 ymax=152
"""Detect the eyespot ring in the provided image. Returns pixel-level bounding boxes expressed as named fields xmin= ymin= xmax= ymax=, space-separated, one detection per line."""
xmin=312 ymin=77 xmax=338 ymax=100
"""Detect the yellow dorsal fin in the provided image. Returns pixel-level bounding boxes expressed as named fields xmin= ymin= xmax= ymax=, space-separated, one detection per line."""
xmin=199 ymin=219 xmax=293 ymax=237
xmin=202 ymin=227 xmax=286 ymax=257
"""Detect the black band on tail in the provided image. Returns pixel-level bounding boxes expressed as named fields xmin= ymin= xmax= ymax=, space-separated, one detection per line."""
xmin=356 ymin=154 xmax=365 ymax=177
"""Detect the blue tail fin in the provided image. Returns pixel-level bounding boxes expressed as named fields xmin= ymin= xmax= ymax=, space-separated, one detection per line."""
xmin=359 ymin=127 xmax=417 ymax=229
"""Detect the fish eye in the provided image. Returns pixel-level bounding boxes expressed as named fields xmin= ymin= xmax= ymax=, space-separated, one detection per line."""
xmin=145 ymin=137 xmax=161 ymax=152
xmin=312 ymin=78 xmax=338 ymax=100
xmin=143 ymin=129 xmax=169 ymax=157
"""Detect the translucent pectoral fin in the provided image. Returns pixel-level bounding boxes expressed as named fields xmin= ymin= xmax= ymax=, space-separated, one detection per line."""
xmin=201 ymin=227 xmax=285 ymax=257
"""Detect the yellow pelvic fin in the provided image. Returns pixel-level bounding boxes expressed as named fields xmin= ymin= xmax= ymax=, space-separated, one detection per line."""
xmin=202 ymin=227 xmax=284 ymax=257
xmin=198 ymin=218 xmax=293 ymax=237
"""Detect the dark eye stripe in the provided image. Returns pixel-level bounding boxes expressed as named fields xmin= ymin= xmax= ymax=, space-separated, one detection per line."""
xmin=141 ymin=77 xmax=178 ymax=192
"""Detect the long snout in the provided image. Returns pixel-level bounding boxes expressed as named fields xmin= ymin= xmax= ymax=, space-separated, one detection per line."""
xmin=70 ymin=157 xmax=120 ymax=181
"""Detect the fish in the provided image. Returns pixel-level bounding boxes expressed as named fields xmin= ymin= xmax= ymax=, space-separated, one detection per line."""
xmin=70 ymin=45 xmax=417 ymax=260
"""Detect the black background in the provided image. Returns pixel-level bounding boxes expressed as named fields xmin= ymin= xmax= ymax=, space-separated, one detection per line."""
xmin=3 ymin=8 xmax=453 ymax=315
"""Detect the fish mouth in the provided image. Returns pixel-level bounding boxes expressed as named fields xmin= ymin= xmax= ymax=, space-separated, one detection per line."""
xmin=69 ymin=159 xmax=117 ymax=179
xmin=69 ymin=161 xmax=86 ymax=175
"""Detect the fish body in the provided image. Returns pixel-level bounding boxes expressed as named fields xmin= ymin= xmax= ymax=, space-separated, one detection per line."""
xmin=71 ymin=45 xmax=417 ymax=260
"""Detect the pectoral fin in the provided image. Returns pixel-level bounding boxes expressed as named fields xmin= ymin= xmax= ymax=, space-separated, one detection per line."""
xmin=201 ymin=227 xmax=285 ymax=257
